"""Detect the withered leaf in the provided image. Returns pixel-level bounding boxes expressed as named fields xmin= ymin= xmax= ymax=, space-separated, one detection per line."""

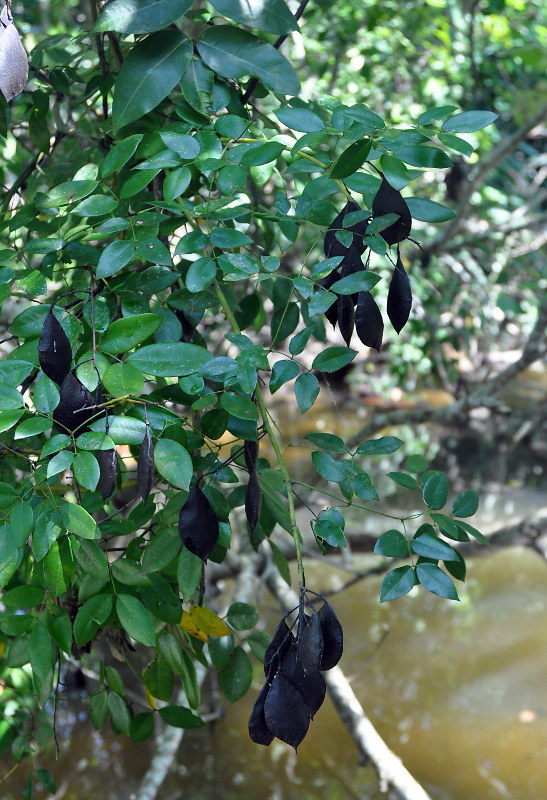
xmin=137 ymin=424 xmax=155 ymax=504
xmin=387 ymin=253 xmax=412 ymax=334
xmin=264 ymin=619 xmax=293 ymax=682
xmin=337 ymin=293 xmax=354 ymax=347
xmin=178 ymin=485 xmax=219 ymax=563
xmin=38 ymin=309 xmax=72 ymax=387
xmin=245 ymin=470 xmax=262 ymax=532
xmin=243 ymin=439 xmax=259 ymax=473
xmin=297 ymin=611 xmax=324 ymax=676
xmin=281 ymin=642 xmax=326 ymax=719
xmin=264 ymin=670 xmax=310 ymax=752
xmin=248 ymin=683 xmax=275 ymax=746
xmin=318 ymin=600 xmax=344 ymax=670
xmin=371 ymin=177 xmax=412 ymax=245
xmin=96 ymin=449 xmax=117 ymax=501
xmin=355 ymin=291 xmax=383 ymax=352
xmin=53 ymin=372 xmax=95 ymax=433
xmin=0 ymin=4 xmax=28 ymax=102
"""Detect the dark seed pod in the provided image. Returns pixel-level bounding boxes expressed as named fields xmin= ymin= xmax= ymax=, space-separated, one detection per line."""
xmin=324 ymin=200 xmax=368 ymax=257
xmin=53 ymin=372 xmax=95 ymax=433
xmin=96 ymin=449 xmax=117 ymax=501
xmin=137 ymin=424 xmax=155 ymax=504
xmin=178 ymin=485 xmax=219 ymax=563
xmin=371 ymin=177 xmax=412 ymax=245
xmin=264 ymin=670 xmax=310 ymax=752
xmin=318 ymin=601 xmax=344 ymax=670
xmin=38 ymin=309 xmax=72 ymax=387
xmin=321 ymin=269 xmax=342 ymax=329
xmin=337 ymin=293 xmax=354 ymax=347
xmin=355 ymin=291 xmax=383 ymax=352
xmin=245 ymin=470 xmax=262 ymax=532
xmin=0 ymin=4 xmax=28 ymax=102
xmin=264 ymin=620 xmax=294 ymax=682
xmin=248 ymin=683 xmax=275 ymax=746
xmin=387 ymin=253 xmax=412 ymax=334
xmin=340 ymin=245 xmax=366 ymax=306
xmin=297 ymin=611 xmax=324 ymax=676
xmin=243 ymin=439 xmax=259 ymax=473
xmin=281 ymin=642 xmax=326 ymax=719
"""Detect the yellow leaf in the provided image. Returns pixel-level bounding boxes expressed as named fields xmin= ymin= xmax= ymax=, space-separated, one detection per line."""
xmin=145 ymin=688 xmax=157 ymax=709
xmin=179 ymin=610 xmax=208 ymax=642
xmin=190 ymin=605 xmax=231 ymax=637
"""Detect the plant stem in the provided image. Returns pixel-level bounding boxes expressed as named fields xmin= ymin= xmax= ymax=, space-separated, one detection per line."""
xmin=213 ymin=281 xmax=305 ymax=590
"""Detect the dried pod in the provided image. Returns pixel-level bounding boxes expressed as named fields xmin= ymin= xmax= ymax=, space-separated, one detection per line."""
xmin=248 ymin=683 xmax=275 ymax=746
xmin=243 ymin=439 xmax=259 ymax=473
xmin=245 ymin=470 xmax=262 ymax=532
xmin=53 ymin=372 xmax=95 ymax=433
xmin=355 ymin=291 xmax=383 ymax=352
xmin=337 ymin=293 xmax=354 ymax=347
xmin=387 ymin=253 xmax=412 ymax=334
xmin=324 ymin=200 xmax=367 ymax=257
xmin=264 ymin=619 xmax=294 ymax=682
xmin=297 ymin=611 xmax=324 ymax=676
xmin=371 ymin=177 xmax=412 ymax=245
xmin=0 ymin=4 xmax=28 ymax=102
xmin=38 ymin=309 xmax=72 ymax=387
xmin=321 ymin=269 xmax=342 ymax=329
xmin=281 ymin=641 xmax=326 ymax=719
xmin=96 ymin=449 xmax=117 ymax=501
xmin=318 ymin=600 xmax=344 ymax=670
xmin=178 ymin=485 xmax=219 ymax=563
xmin=137 ymin=424 xmax=155 ymax=504
xmin=263 ymin=670 xmax=310 ymax=752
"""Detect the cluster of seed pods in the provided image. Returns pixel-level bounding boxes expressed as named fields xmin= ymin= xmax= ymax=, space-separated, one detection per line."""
xmin=249 ymin=592 xmax=343 ymax=751
xmin=323 ymin=175 xmax=414 ymax=351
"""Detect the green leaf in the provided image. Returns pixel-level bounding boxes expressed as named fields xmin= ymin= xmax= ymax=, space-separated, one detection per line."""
xmin=0 ymin=529 xmax=21 ymax=588
xmin=417 ymin=105 xmax=458 ymax=125
xmin=411 ymin=533 xmax=459 ymax=562
xmin=406 ymin=198 xmax=456 ymax=222
xmin=102 ymin=363 xmax=145 ymax=397
xmin=330 ymin=139 xmax=371 ymax=179
xmin=36 ymin=769 xmax=56 ymax=795
xmin=226 ymin=602 xmax=259 ymax=631
xmin=208 ymin=0 xmax=298 ymax=34
xmin=9 ymin=503 xmax=34 ymax=546
xmin=95 ymin=0 xmax=192 ymax=33
xmin=270 ymin=359 xmax=299 ymax=394
xmin=47 ymin=450 xmax=74 ymax=479
xmin=312 ymin=451 xmax=352 ymax=483
xmin=112 ymin=31 xmax=193 ymax=132
xmin=73 ymin=594 xmax=113 ymax=647
xmin=43 ymin=541 xmax=67 ymax=597
xmin=437 ymin=133 xmax=474 ymax=157
xmin=108 ymin=691 xmax=132 ymax=735
xmin=0 ymin=382 xmax=24 ymax=410
xmin=153 ymin=439 xmax=192 ymax=490
xmin=312 ymin=347 xmax=357 ymax=373
xmin=353 ymin=472 xmax=379 ymax=500
xmin=28 ymin=623 xmax=53 ymax=686
xmin=0 ymin=359 xmax=33 ymax=385
xmin=416 ymin=564 xmax=459 ymax=600
xmin=14 ymin=417 xmax=52 ymax=439
xmin=386 ymin=472 xmax=419 ymax=489
xmin=422 ymin=471 xmax=449 ymax=510
xmin=127 ymin=342 xmax=212 ymax=376
xmin=89 ymin=690 xmax=109 ymax=730
xmin=218 ymin=645 xmax=253 ymax=702
xmin=241 ymin=142 xmax=285 ymax=167
xmin=406 ymin=454 xmax=428 ymax=473
xmin=442 ymin=110 xmax=498 ymax=133
xmin=116 ymin=594 xmax=156 ymax=647
xmin=142 ymin=528 xmax=182 ymax=574
xmin=73 ymin=452 xmax=100 ymax=492
xmin=61 ymin=503 xmax=99 ymax=540
xmin=76 ymin=432 xmax=116 ymax=450
xmin=159 ymin=706 xmax=205 ymax=728
xmin=374 ymin=530 xmax=409 ymax=557
xmin=73 ymin=195 xmax=118 ymax=217
xmin=131 ymin=712 xmax=155 ymax=742
xmin=451 ymin=490 xmax=479 ymax=518
xmin=185 ymin=258 xmax=217 ymax=293
xmin=102 ymin=134 xmax=143 ymax=177
xmin=453 ymin=519 xmax=489 ymax=545
xmin=380 ymin=566 xmax=416 ymax=602
xmin=163 ymin=166 xmax=192 ymax=201
xmin=74 ymin=538 xmax=110 ymax=581
xmin=294 ymin=372 xmax=319 ymax=414
xmin=197 ymin=26 xmax=300 ymax=96
xmin=177 ymin=546 xmax=203 ymax=600
xmin=96 ymin=241 xmax=135 ymax=279
xmin=220 ymin=393 xmax=259 ymax=422
xmin=0 ymin=409 xmax=24 ymax=433
xmin=329 ymin=271 xmax=380 ymax=294
xmin=89 ymin=415 xmax=146 ymax=445
xmin=304 ymin=432 xmax=348 ymax=453
xmin=144 ymin=659 xmax=174 ymax=702
xmin=45 ymin=608 xmax=72 ymax=654
xmin=395 ymin=145 xmax=452 ymax=169
xmin=101 ymin=314 xmax=162 ymax=354
xmin=275 ymin=107 xmax=323 ymax=132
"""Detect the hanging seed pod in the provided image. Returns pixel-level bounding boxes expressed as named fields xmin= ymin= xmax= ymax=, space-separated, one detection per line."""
xmin=137 ymin=418 xmax=155 ymax=504
xmin=178 ymin=485 xmax=219 ymax=563
xmin=281 ymin=641 xmax=326 ymax=719
xmin=297 ymin=611 xmax=324 ymax=676
xmin=371 ymin=177 xmax=412 ymax=246
xmin=0 ymin=4 xmax=28 ymax=102
xmin=248 ymin=683 xmax=275 ymax=746
xmin=53 ymin=372 xmax=95 ymax=433
xmin=317 ymin=600 xmax=344 ymax=670
xmin=264 ymin=670 xmax=310 ymax=752
xmin=355 ymin=291 xmax=383 ymax=352
xmin=96 ymin=448 xmax=117 ymax=501
xmin=38 ymin=309 xmax=72 ymax=387
xmin=264 ymin=619 xmax=294 ymax=682
xmin=337 ymin=293 xmax=354 ymax=347
xmin=321 ymin=268 xmax=342 ymax=329
xmin=243 ymin=439 xmax=259 ymax=473
xmin=387 ymin=251 xmax=412 ymax=334
xmin=340 ymin=244 xmax=366 ymax=306
xmin=324 ymin=200 xmax=368 ymax=257
xmin=245 ymin=470 xmax=262 ymax=531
